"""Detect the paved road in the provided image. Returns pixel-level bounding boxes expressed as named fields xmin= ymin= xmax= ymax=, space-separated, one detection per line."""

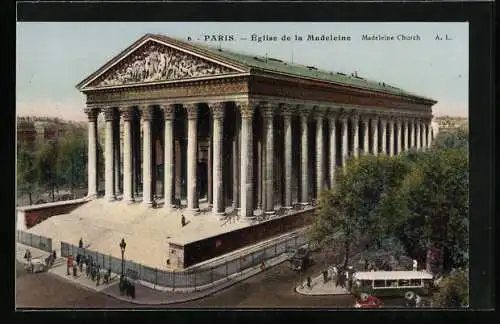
xmin=16 ymin=251 xmax=359 ymax=308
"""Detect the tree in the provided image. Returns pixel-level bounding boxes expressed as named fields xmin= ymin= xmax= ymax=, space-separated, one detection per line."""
xmin=17 ymin=143 xmax=37 ymax=205
xmin=389 ymin=148 xmax=469 ymax=272
xmin=56 ymin=127 xmax=88 ymax=196
xmin=309 ymin=155 xmax=412 ymax=268
xmin=433 ymin=127 xmax=468 ymax=150
xmin=35 ymin=140 xmax=59 ymax=201
xmin=431 ymin=268 xmax=468 ymax=307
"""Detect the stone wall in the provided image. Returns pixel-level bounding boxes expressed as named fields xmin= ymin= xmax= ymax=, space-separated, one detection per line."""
xmin=174 ymin=208 xmax=315 ymax=269
xmin=18 ymin=199 xmax=88 ymax=229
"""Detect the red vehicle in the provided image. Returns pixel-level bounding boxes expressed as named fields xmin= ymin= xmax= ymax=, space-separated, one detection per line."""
xmin=353 ymin=294 xmax=384 ymax=308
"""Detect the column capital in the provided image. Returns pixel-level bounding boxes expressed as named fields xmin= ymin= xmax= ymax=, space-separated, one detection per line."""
xmin=360 ymin=114 xmax=371 ymax=124
xmin=210 ymin=102 xmax=225 ymax=120
xmin=260 ymin=101 xmax=275 ymax=119
xmin=184 ymin=103 xmax=199 ymax=120
xmin=395 ymin=116 xmax=403 ymax=125
xmin=236 ymin=100 xmax=254 ymax=119
xmin=313 ymin=106 xmax=327 ymax=121
xmin=280 ymin=103 xmax=296 ymax=118
xmin=84 ymin=107 xmax=100 ymax=121
xmin=140 ymin=105 xmax=154 ymax=121
xmin=120 ymin=106 xmax=135 ymax=121
xmin=104 ymin=107 xmax=115 ymax=122
xmin=161 ymin=104 xmax=176 ymax=120
xmin=370 ymin=116 xmax=379 ymax=126
xmin=350 ymin=111 xmax=360 ymax=122
xmin=297 ymin=105 xmax=311 ymax=119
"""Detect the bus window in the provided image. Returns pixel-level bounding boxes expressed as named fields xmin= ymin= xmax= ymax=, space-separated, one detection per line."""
xmin=409 ymin=279 xmax=422 ymax=287
xmin=387 ymin=280 xmax=398 ymax=287
xmin=398 ymin=279 xmax=410 ymax=287
xmin=373 ymin=280 xmax=386 ymax=288
xmin=360 ymin=280 xmax=372 ymax=289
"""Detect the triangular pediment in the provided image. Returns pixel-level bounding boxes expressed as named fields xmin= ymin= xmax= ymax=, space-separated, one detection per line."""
xmin=79 ymin=36 xmax=247 ymax=90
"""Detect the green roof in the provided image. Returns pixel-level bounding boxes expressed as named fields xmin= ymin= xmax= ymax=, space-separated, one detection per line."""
xmin=189 ymin=41 xmax=434 ymax=102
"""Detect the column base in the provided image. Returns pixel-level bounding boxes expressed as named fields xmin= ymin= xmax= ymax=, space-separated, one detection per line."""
xmin=300 ymin=202 xmax=310 ymax=206
xmin=106 ymin=195 xmax=116 ymax=202
xmin=284 ymin=206 xmax=293 ymax=209
xmin=86 ymin=193 xmax=98 ymax=200
xmin=143 ymin=201 xmax=153 ymax=207
xmin=240 ymin=216 xmax=256 ymax=224
xmin=124 ymin=198 xmax=135 ymax=205
xmin=264 ymin=210 xmax=276 ymax=215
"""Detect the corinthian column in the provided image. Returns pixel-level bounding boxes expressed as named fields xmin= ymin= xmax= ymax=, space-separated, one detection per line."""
xmin=380 ymin=118 xmax=387 ymax=155
xmin=113 ymin=111 xmax=121 ymax=196
xmin=341 ymin=116 xmax=348 ymax=168
xmin=370 ymin=117 xmax=378 ymax=155
xmin=404 ymin=118 xmax=410 ymax=151
xmin=185 ymin=104 xmax=199 ymax=212
xmin=427 ymin=120 xmax=433 ymax=149
xmin=416 ymin=120 xmax=421 ymax=150
xmin=315 ymin=108 xmax=325 ymax=198
xmin=239 ymin=102 xmax=254 ymax=220
xmin=211 ymin=102 xmax=225 ymax=215
xmin=388 ymin=118 xmax=395 ymax=157
xmin=104 ymin=108 xmax=116 ymax=201
xmin=396 ymin=117 xmax=402 ymax=155
xmin=409 ymin=119 xmax=415 ymax=149
xmin=352 ymin=114 xmax=359 ymax=158
xmin=162 ymin=104 xmax=175 ymax=209
xmin=261 ymin=102 xmax=275 ymax=214
xmin=328 ymin=114 xmax=336 ymax=188
xmin=120 ymin=107 xmax=134 ymax=203
xmin=85 ymin=107 xmax=99 ymax=199
xmin=232 ymin=109 xmax=240 ymax=210
xmin=141 ymin=106 xmax=153 ymax=206
xmin=300 ymin=107 xmax=310 ymax=204
xmin=282 ymin=104 xmax=294 ymax=208
xmin=361 ymin=115 xmax=369 ymax=156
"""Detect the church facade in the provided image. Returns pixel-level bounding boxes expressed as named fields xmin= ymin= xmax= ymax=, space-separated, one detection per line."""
xmin=76 ymin=33 xmax=436 ymax=221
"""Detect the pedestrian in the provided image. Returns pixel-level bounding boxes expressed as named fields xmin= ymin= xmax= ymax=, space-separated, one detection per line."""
xmin=306 ymin=276 xmax=312 ymax=289
xmin=52 ymin=250 xmax=57 ymax=260
xmin=181 ymin=214 xmax=186 ymax=227
xmin=72 ymin=258 xmax=78 ymax=277
xmin=67 ymin=255 xmax=73 ymax=275
xmin=91 ymin=265 xmax=96 ymax=281
xmin=85 ymin=260 xmax=91 ymax=277
xmin=79 ymin=257 xmax=84 ymax=273
xmin=96 ymin=266 xmax=101 ymax=286
xmin=24 ymin=249 xmax=31 ymax=262
xmin=323 ymin=270 xmax=328 ymax=283
xmin=79 ymin=238 xmax=83 ymax=249
xmin=413 ymin=259 xmax=418 ymax=271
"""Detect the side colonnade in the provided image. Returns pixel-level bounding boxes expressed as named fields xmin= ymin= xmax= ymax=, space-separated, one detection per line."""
xmin=84 ymin=101 xmax=433 ymax=220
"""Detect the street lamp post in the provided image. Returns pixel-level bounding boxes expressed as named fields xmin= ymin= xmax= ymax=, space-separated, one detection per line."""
xmin=119 ymin=238 xmax=126 ymax=280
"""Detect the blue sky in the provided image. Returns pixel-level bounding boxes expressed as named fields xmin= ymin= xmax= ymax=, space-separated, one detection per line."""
xmin=16 ymin=22 xmax=468 ymax=121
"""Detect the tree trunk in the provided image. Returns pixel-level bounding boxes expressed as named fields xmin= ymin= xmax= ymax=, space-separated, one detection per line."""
xmin=343 ymin=239 xmax=350 ymax=269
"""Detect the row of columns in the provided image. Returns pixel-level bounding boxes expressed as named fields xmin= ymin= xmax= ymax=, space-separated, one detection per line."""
xmin=85 ymin=103 xmax=433 ymax=220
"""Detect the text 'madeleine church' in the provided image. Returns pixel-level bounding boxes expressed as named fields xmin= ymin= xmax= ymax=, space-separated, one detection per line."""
xmin=76 ymin=33 xmax=436 ymax=224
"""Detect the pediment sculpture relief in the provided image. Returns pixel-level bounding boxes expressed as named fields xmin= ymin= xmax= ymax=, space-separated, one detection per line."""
xmin=90 ymin=41 xmax=236 ymax=87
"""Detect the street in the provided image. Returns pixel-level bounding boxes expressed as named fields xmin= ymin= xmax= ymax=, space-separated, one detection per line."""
xmin=16 ymin=252 xmax=359 ymax=308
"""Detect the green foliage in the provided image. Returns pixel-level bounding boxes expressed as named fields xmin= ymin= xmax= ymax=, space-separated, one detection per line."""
xmin=432 ymin=268 xmax=468 ymax=307
xmin=16 ymin=120 xmax=92 ymax=204
xmin=433 ymin=127 xmax=468 ymax=150
xmin=394 ymin=149 xmax=469 ymax=271
xmin=309 ymin=145 xmax=469 ymax=273
xmin=309 ymin=155 xmax=413 ymax=266
xmin=17 ymin=144 xmax=38 ymax=204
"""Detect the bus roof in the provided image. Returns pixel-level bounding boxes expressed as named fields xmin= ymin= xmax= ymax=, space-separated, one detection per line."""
xmin=353 ymin=271 xmax=434 ymax=281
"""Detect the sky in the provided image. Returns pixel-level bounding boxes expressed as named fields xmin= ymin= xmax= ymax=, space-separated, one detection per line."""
xmin=16 ymin=22 xmax=468 ymax=121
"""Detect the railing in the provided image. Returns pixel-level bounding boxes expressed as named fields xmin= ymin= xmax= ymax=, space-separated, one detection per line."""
xmin=16 ymin=230 xmax=53 ymax=253
xmin=60 ymin=233 xmax=307 ymax=290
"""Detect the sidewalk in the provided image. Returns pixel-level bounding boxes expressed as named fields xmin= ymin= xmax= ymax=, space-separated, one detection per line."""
xmin=295 ymin=272 xmax=349 ymax=296
xmin=16 ymin=242 xmax=290 ymax=305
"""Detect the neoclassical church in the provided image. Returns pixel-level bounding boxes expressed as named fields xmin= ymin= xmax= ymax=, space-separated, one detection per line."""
xmin=76 ymin=33 xmax=436 ymax=221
